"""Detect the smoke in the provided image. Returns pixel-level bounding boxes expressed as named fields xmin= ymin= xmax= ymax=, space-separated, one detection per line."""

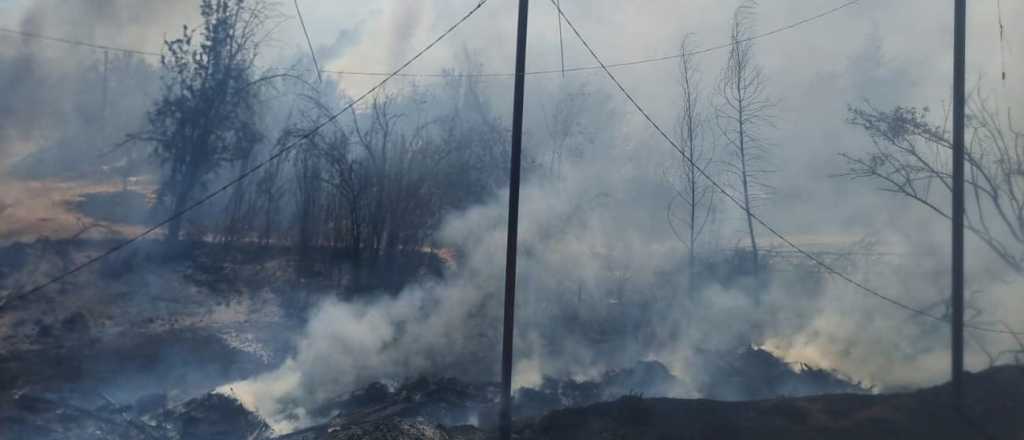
xmin=1 ymin=0 xmax=1021 ymax=435
xmin=221 ymin=3 xmax=1024 ymax=428
xmin=0 ymin=0 xmax=183 ymax=169
xmin=225 ymin=74 xmax=1023 ymax=434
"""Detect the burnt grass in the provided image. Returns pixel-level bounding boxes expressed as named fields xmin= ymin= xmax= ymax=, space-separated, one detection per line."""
xmin=0 ymin=237 xmax=445 ymax=399
xmin=1 ymin=237 xmax=1022 ymax=439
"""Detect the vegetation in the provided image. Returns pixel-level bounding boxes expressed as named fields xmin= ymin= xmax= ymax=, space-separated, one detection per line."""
xmin=717 ymin=1 xmax=775 ymax=274
xmin=843 ymin=96 xmax=1024 ymax=273
xmin=130 ymin=0 xmax=275 ymax=242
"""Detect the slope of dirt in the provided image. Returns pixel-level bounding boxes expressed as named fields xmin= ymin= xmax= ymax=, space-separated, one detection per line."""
xmin=514 ymin=365 xmax=1024 ymax=440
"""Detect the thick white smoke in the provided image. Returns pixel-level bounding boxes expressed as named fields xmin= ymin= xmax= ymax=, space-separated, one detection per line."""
xmin=224 ymin=76 xmax=1024 ymax=431
xmin=3 ymin=0 xmax=1021 ymax=434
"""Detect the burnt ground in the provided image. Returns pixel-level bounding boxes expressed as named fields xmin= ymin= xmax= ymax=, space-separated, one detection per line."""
xmin=270 ymin=360 xmax=1022 ymax=440
xmin=0 ymin=218 xmax=1020 ymax=439
xmin=0 ymin=239 xmax=301 ymax=402
xmin=0 ymin=237 xmax=444 ymax=412
xmin=2 ymin=364 xmax=1020 ymax=440
xmin=514 ymin=365 xmax=1024 ymax=440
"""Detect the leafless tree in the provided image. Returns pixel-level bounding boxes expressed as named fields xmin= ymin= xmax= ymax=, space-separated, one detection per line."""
xmin=351 ymin=93 xmax=402 ymax=259
xmin=668 ymin=35 xmax=716 ymax=287
xmin=292 ymin=127 xmax=326 ymax=266
xmin=843 ymin=96 xmax=1024 ymax=273
xmin=220 ymin=151 xmax=256 ymax=245
xmin=254 ymin=150 xmax=287 ymax=246
xmin=718 ymin=1 xmax=774 ymax=273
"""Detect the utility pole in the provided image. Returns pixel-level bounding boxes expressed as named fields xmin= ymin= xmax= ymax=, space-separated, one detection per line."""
xmin=951 ymin=0 xmax=966 ymax=411
xmin=500 ymin=0 xmax=530 ymax=439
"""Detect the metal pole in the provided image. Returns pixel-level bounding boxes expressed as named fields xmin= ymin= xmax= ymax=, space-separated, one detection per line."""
xmin=951 ymin=0 xmax=966 ymax=411
xmin=500 ymin=0 xmax=530 ymax=439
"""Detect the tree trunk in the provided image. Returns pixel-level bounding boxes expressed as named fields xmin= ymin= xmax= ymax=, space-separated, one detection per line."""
xmin=736 ymin=65 xmax=759 ymax=274
xmin=167 ymin=176 xmax=196 ymax=243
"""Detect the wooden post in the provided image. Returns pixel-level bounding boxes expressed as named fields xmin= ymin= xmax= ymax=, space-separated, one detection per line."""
xmin=951 ymin=0 xmax=966 ymax=410
xmin=500 ymin=0 xmax=530 ymax=438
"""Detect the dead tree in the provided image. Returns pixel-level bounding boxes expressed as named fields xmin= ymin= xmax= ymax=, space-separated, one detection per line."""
xmin=351 ymin=93 xmax=402 ymax=259
xmin=220 ymin=151 xmax=256 ymax=245
xmin=254 ymin=151 xmax=287 ymax=247
xmin=314 ymin=120 xmax=368 ymax=259
xmin=842 ymin=96 xmax=1024 ymax=273
xmin=292 ymin=129 xmax=326 ymax=266
xmin=718 ymin=1 xmax=774 ymax=274
xmin=668 ymin=34 xmax=716 ymax=288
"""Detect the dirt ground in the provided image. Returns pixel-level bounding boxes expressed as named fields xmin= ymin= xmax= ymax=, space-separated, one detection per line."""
xmin=0 ymin=177 xmax=154 ymax=244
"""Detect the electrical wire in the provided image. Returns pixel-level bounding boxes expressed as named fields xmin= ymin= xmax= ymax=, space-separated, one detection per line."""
xmin=556 ymin=0 xmax=565 ymax=78
xmin=0 ymin=0 xmax=493 ymax=310
xmin=0 ymin=1 xmax=857 ymax=79
xmin=321 ymin=0 xmax=864 ymax=77
xmin=548 ymin=0 xmax=1023 ymax=337
xmin=0 ymin=27 xmax=161 ymax=57
xmin=293 ymin=0 xmax=323 ymax=83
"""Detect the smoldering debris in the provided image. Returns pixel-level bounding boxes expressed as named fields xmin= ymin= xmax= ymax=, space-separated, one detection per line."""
xmin=310 ymin=377 xmax=498 ymax=429
xmin=0 ymin=361 xmax=683 ymax=439
xmin=513 ymin=366 xmax=1024 ymax=440
xmin=270 ymin=355 xmax=864 ymax=434
xmin=150 ymin=392 xmax=274 ymax=440
xmin=699 ymin=346 xmax=870 ymax=400
xmin=287 ymin=360 xmax=685 ymax=432
xmin=1 ymin=361 xmax=1014 ymax=440
xmin=280 ymin=418 xmax=474 ymax=440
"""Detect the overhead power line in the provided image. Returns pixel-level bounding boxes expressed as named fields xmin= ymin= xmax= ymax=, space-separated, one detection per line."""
xmin=322 ymin=0 xmax=859 ymax=78
xmin=0 ymin=0 xmax=493 ymax=310
xmin=0 ymin=27 xmax=161 ymax=57
xmin=293 ymin=0 xmax=322 ymax=83
xmin=0 ymin=1 xmax=856 ymax=79
xmin=548 ymin=0 xmax=1023 ymax=337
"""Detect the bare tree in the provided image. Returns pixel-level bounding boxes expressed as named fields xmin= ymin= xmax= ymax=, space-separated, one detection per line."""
xmin=220 ymin=150 xmax=256 ymax=245
xmin=718 ymin=1 xmax=774 ymax=273
xmin=351 ymin=93 xmax=402 ymax=259
xmin=254 ymin=150 xmax=287 ymax=246
xmin=668 ymin=35 xmax=716 ymax=288
xmin=292 ymin=127 xmax=326 ymax=266
xmin=842 ymin=95 xmax=1024 ymax=273
xmin=315 ymin=118 xmax=369 ymax=259
xmin=129 ymin=0 xmax=276 ymax=242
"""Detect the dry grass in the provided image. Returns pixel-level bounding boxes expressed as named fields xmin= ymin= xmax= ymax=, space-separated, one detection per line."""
xmin=0 ymin=177 xmax=153 ymax=243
